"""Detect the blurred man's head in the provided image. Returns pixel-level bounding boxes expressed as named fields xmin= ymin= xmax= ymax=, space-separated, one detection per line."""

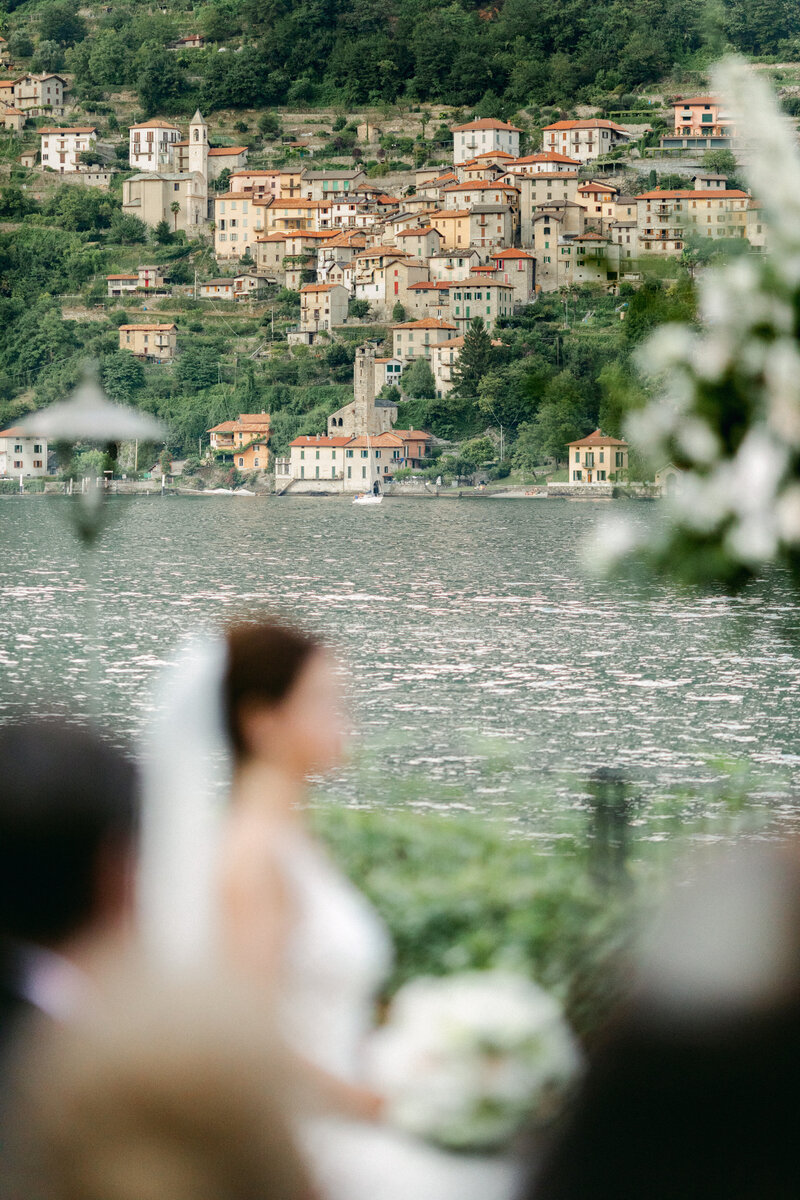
xmin=0 ymin=721 xmax=138 ymax=952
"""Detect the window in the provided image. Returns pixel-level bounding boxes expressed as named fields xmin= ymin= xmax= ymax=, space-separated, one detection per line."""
xmin=14 ymin=443 xmax=22 ymax=453
xmin=238 ymin=457 xmax=244 ymax=466
xmin=300 ymin=450 xmax=305 ymax=460
xmin=33 ymin=460 xmax=42 ymax=468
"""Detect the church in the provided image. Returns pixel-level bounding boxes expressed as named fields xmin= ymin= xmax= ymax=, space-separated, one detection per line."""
xmin=122 ymin=111 xmax=247 ymax=235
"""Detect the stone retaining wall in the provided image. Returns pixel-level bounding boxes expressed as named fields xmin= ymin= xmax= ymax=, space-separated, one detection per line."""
xmin=547 ymin=482 xmax=614 ymax=498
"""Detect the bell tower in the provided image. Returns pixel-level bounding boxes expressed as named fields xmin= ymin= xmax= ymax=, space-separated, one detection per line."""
xmin=353 ymin=344 xmax=378 ymax=436
xmin=188 ymin=109 xmax=208 ymax=181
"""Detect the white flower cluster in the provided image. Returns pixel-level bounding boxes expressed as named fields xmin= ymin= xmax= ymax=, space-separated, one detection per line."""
xmin=368 ymin=971 xmax=582 ymax=1152
xmin=592 ymin=58 xmax=800 ymax=582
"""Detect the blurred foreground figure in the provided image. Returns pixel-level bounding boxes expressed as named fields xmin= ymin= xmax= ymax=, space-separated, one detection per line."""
xmin=0 ymin=720 xmax=137 ymax=1051
xmin=139 ymin=621 xmax=519 ymax=1200
xmin=532 ymin=844 xmax=800 ymax=1200
xmin=5 ymin=973 xmax=315 ymax=1200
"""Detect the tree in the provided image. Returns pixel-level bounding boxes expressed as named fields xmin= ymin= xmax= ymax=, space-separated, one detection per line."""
xmin=401 ymin=356 xmax=436 ymax=398
xmin=153 ymin=220 xmax=172 ymax=245
xmin=108 ymin=212 xmax=147 ymax=245
xmin=452 ymin=316 xmax=493 ymax=396
xmin=702 ymin=149 xmax=738 ymax=177
xmin=170 ymin=200 xmax=181 ymax=233
xmin=391 ymin=301 xmax=407 ymax=322
xmin=39 ymin=1 xmax=86 ymax=46
xmin=258 ymin=112 xmax=282 ymax=140
xmin=8 ymin=31 xmax=33 ymax=59
xmin=459 ymin=435 xmax=495 ymax=469
xmin=101 ymin=350 xmax=145 ymax=404
xmin=514 ymin=371 xmax=588 ymax=467
xmin=348 ymin=298 xmax=370 ymax=319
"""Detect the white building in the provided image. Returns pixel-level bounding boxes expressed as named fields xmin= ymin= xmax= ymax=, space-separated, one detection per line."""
xmin=451 ymin=118 xmax=521 ymax=166
xmin=542 ymin=119 xmax=630 ymax=164
xmin=129 ymin=118 xmax=182 ymax=171
xmin=40 ymin=126 xmax=97 ymax=173
xmin=0 ymin=426 xmax=48 ymax=477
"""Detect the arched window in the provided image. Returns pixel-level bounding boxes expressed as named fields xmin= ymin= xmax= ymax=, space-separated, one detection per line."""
xmin=194 ymin=129 xmax=199 ymax=142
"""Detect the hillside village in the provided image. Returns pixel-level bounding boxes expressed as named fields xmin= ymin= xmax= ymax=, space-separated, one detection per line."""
xmin=0 ymin=33 xmax=777 ymax=492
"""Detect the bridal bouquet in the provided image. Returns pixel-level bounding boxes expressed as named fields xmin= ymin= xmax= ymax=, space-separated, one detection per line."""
xmin=368 ymin=971 xmax=581 ymax=1152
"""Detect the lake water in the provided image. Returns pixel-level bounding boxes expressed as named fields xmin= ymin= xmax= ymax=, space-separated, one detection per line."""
xmin=2 ymin=494 xmax=799 ymax=827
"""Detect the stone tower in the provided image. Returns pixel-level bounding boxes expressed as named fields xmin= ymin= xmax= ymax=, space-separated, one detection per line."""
xmin=353 ymin=343 xmax=377 ymax=436
xmin=188 ymin=109 xmax=209 ymax=181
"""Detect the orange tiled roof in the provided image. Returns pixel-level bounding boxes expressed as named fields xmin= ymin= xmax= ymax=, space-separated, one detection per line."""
xmin=544 ymin=118 xmax=628 ymax=133
xmin=567 ymin=428 xmax=627 ymax=447
xmin=208 ymin=146 xmax=247 ymax=156
xmin=39 ymin=126 xmax=97 ymax=135
xmin=119 ymin=323 xmax=176 ymax=332
xmin=129 ymin=118 xmax=181 ymax=130
xmin=291 ymin=435 xmax=351 ymax=447
xmin=452 ymin=118 xmax=521 ymax=132
xmin=636 ymin=188 xmax=749 ymax=200
xmin=492 ymin=249 xmax=534 ymax=259
xmin=392 ymin=318 xmax=456 ymax=330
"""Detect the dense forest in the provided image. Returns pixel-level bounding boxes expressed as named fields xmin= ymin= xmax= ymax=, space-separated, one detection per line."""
xmin=2 ymin=0 xmax=800 ymax=115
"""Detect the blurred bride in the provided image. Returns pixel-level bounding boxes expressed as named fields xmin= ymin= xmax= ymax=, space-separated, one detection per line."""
xmin=138 ymin=618 xmax=518 ymax=1200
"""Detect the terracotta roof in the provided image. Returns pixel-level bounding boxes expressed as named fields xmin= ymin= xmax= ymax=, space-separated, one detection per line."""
xmin=0 ymin=425 xmax=33 ymax=437
xmin=392 ymin=319 xmax=456 ymax=330
xmin=442 ymin=181 xmax=520 ymax=192
xmin=200 ymin=278 xmax=235 ymax=288
xmin=567 ymin=428 xmax=627 ymax=447
xmin=456 ymin=276 xmax=513 ymax=288
xmin=129 ymin=119 xmax=181 ymax=130
xmin=674 ymin=96 xmax=718 ymax=105
xmin=291 ymin=435 xmax=351 ymax=447
xmin=470 ymin=150 xmax=515 ymax=160
xmin=578 ymin=182 xmax=618 ymax=194
xmin=347 ymin=433 xmax=404 ymax=448
xmin=428 ymin=209 xmax=472 ymax=219
xmin=119 ymin=323 xmax=176 ymax=332
xmin=491 ymin=249 xmax=534 ymax=259
xmin=396 ymin=226 xmax=439 ymax=237
xmin=300 ymin=283 xmax=345 ymax=293
xmin=208 ymin=146 xmax=247 ymax=156
xmin=407 ymin=281 xmax=451 ymax=291
xmin=544 ymin=119 xmax=628 ymax=133
xmin=106 ymin=274 xmax=138 ymax=280
xmin=636 ymin=189 xmax=749 ymax=199
xmin=512 ymin=152 xmax=581 ymax=165
xmin=256 ymin=232 xmax=287 ymax=242
xmin=573 ymin=233 xmax=608 ymax=242
xmin=2 ymin=108 xmax=23 ymax=115
xmin=433 ymin=336 xmax=465 ymax=350
xmin=229 ymin=169 xmax=280 ymax=177
xmin=39 ymin=126 xmax=97 ymax=135
xmin=452 ymin=118 xmax=521 ymax=132
xmin=395 ymin=429 xmax=432 ymax=440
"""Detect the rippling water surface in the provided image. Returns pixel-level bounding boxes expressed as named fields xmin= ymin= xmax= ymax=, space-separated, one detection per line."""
xmin=2 ymin=495 xmax=799 ymax=820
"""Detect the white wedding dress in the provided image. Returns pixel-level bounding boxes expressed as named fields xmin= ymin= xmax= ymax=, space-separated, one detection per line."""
xmin=139 ymin=638 xmax=521 ymax=1200
xmin=275 ymin=828 xmax=522 ymax=1200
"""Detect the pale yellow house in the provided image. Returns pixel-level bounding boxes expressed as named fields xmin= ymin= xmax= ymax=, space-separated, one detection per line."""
xmin=543 ymin=119 xmax=630 ymax=163
xmin=392 ymin=318 xmax=457 ymax=363
xmin=214 ymin=191 xmax=267 ymax=257
xmin=14 ymin=73 xmax=65 ymax=113
xmin=430 ymin=336 xmax=463 ymax=396
xmin=299 ymin=283 xmax=349 ymax=333
xmin=118 ymin=323 xmax=177 ymax=362
xmin=290 ymin=434 xmax=351 ymax=482
xmin=568 ymin=429 xmax=628 ymax=482
xmin=0 ymin=426 xmax=48 ymax=477
xmin=635 ymin=187 xmax=750 ymax=255
xmin=2 ymin=106 xmax=24 ymax=133
xmin=450 ymin=278 xmax=513 ymax=334
xmin=394 ymin=226 xmax=443 ymax=260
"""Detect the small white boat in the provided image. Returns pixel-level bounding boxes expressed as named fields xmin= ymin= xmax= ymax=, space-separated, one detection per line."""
xmin=353 ymin=491 xmax=383 ymax=506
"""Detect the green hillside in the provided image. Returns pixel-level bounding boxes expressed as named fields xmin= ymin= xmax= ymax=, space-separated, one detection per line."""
xmin=2 ymin=0 xmax=800 ymax=118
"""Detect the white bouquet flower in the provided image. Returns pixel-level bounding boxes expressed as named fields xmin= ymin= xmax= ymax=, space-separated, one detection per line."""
xmin=368 ymin=971 xmax=582 ymax=1153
